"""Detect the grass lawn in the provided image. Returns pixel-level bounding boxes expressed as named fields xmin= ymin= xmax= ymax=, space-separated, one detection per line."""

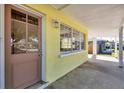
xmin=97 ymin=54 xmax=112 ymax=57
xmin=112 ymin=51 xmax=124 ymax=57
xmin=98 ymin=51 xmax=124 ymax=58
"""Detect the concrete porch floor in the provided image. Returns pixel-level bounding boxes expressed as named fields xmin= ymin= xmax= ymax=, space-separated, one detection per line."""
xmin=47 ymin=56 xmax=124 ymax=89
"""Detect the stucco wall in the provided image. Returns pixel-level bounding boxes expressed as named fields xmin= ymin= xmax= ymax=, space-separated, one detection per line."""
xmin=25 ymin=4 xmax=88 ymax=83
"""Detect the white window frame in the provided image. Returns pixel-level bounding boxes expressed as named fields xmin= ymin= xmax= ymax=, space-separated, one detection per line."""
xmin=60 ymin=23 xmax=86 ymax=57
xmin=60 ymin=23 xmax=72 ymax=54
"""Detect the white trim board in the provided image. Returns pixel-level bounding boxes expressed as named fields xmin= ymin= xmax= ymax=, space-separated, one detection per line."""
xmin=41 ymin=16 xmax=46 ymax=81
xmin=0 ymin=4 xmax=5 ymax=89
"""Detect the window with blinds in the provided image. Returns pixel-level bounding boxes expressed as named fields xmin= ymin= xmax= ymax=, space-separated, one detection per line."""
xmin=60 ymin=23 xmax=85 ymax=54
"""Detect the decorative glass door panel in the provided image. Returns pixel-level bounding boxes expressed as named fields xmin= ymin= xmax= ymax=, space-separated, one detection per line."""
xmin=5 ymin=5 xmax=41 ymax=89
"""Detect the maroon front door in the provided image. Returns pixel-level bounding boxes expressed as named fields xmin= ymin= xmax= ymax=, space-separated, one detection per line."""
xmin=5 ymin=5 xmax=42 ymax=88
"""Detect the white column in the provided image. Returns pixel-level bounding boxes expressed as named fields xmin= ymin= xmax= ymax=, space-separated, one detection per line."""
xmin=119 ymin=26 xmax=123 ymax=68
xmin=114 ymin=37 xmax=117 ymax=58
xmin=0 ymin=4 xmax=5 ymax=89
xmin=93 ymin=37 xmax=97 ymax=58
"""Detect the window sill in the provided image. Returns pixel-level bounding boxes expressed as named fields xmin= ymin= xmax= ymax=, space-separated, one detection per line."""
xmin=59 ymin=50 xmax=86 ymax=58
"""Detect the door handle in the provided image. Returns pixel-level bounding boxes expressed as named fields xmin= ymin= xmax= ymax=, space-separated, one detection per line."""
xmin=38 ymin=49 xmax=42 ymax=56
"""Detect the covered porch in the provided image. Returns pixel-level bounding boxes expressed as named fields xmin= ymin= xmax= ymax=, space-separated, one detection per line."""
xmin=46 ymin=4 xmax=124 ymax=89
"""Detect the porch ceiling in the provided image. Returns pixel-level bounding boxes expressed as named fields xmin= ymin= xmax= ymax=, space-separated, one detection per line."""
xmin=51 ymin=4 xmax=124 ymax=39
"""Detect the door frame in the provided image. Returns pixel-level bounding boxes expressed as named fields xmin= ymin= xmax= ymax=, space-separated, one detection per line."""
xmin=0 ymin=4 xmax=5 ymax=89
xmin=0 ymin=4 xmax=46 ymax=89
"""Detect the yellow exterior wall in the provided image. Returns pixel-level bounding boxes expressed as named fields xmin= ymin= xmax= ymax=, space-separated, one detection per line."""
xmin=25 ymin=4 xmax=88 ymax=83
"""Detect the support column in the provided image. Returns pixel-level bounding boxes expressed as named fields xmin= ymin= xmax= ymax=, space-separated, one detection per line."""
xmin=93 ymin=37 xmax=97 ymax=58
xmin=114 ymin=37 xmax=117 ymax=58
xmin=119 ymin=26 xmax=123 ymax=68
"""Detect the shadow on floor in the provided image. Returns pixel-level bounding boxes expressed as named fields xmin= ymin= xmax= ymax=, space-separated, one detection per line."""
xmin=46 ymin=59 xmax=124 ymax=89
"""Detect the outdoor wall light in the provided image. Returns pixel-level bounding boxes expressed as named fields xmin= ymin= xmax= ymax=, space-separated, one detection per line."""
xmin=52 ymin=18 xmax=60 ymax=28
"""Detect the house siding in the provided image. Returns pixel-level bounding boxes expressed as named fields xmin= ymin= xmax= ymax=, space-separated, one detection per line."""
xmin=0 ymin=4 xmax=88 ymax=87
xmin=25 ymin=4 xmax=88 ymax=83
